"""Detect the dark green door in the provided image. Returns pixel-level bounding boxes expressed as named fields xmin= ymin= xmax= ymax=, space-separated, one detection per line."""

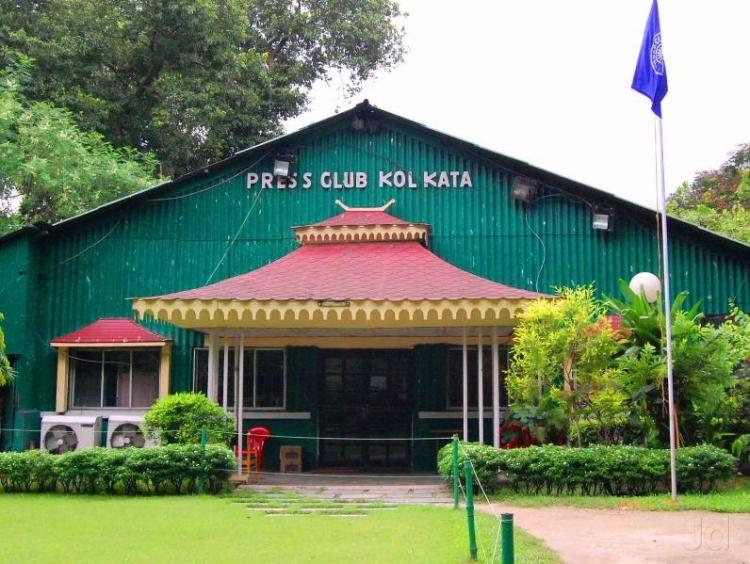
xmin=319 ymin=350 xmax=412 ymax=470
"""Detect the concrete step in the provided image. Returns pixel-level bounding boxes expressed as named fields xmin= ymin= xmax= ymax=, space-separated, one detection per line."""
xmin=238 ymin=483 xmax=453 ymax=504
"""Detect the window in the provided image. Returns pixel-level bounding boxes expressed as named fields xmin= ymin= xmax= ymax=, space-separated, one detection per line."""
xmin=193 ymin=348 xmax=285 ymax=409
xmin=447 ymin=346 xmax=508 ymax=409
xmin=70 ymin=349 xmax=160 ymax=408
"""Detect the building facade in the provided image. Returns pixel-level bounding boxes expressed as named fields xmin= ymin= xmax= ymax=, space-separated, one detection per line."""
xmin=1 ymin=101 xmax=748 ymax=471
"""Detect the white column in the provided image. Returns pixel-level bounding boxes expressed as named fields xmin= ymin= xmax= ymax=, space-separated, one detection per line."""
xmin=477 ymin=330 xmax=484 ymax=445
xmin=236 ymin=332 xmax=245 ymax=474
xmin=492 ymin=327 xmax=500 ymax=448
xmin=462 ymin=328 xmax=468 ymax=441
xmin=222 ymin=338 xmax=229 ymax=409
xmin=207 ymin=331 xmax=220 ymax=402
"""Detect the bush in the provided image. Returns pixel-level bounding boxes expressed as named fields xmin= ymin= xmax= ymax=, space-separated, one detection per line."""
xmin=143 ymin=392 xmax=234 ymax=445
xmin=0 ymin=445 xmax=234 ymax=495
xmin=437 ymin=442 xmax=736 ymax=495
xmin=0 ymin=450 xmax=56 ymax=492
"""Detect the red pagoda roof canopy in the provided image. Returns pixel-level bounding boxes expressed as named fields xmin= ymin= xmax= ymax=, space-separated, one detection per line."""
xmin=133 ymin=204 xmax=546 ymax=330
xmin=161 ymin=241 xmax=539 ymax=302
xmin=51 ymin=318 xmax=170 ymax=346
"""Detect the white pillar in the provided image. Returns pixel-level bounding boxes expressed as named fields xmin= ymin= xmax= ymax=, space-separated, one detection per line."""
xmin=222 ymin=338 xmax=229 ymax=409
xmin=207 ymin=331 xmax=220 ymax=402
xmin=462 ymin=328 xmax=468 ymax=441
xmin=492 ymin=327 xmax=500 ymax=448
xmin=477 ymin=330 xmax=484 ymax=445
xmin=236 ymin=332 xmax=245 ymax=474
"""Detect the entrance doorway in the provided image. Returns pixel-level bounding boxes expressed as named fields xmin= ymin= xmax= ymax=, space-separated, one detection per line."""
xmin=319 ymin=350 xmax=412 ymax=470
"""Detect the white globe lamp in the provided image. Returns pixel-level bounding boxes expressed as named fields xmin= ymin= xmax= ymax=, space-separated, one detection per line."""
xmin=629 ymin=272 xmax=661 ymax=303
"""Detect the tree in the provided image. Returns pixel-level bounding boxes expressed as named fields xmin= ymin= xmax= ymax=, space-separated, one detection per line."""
xmin=0 ymin=312 xmax=12 ymax=387
xmin=506 ymin=286 xmax=624 ymax=444
xmin=606 ymin=282 xmax=750 ymax=447
xmin=0 ymin=60 xmax=160 ymax=230
xmin=0 ymin=0 xmax=406 ymax=176
xmin=668 ymin=143 xmax=750 ymax=243
xmin=508 ymin=283 xmax=750 ymax=449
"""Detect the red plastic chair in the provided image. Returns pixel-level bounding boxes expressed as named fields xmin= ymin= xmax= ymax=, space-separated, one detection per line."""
xmin=243 ymin=426 xmax=271 ymax=482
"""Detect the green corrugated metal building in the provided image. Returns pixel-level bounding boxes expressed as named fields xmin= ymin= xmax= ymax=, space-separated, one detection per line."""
xmin=1 ymin=101 xmax=748 ymax=471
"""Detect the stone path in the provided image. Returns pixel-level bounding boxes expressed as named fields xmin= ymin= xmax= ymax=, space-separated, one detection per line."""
xmin=477 ymin=503 xmax=750 ymax=563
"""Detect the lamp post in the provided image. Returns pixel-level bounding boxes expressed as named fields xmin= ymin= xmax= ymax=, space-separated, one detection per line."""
xmin=629 ymin=271 xmax=677 ymax=500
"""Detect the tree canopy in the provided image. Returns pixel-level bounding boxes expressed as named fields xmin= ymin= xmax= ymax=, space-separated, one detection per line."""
xmin=0 ymin=0 xmax=406 ymax=177
xmin=0 ymin=60 xmax=160 ymax=231
xmin=668 ymin=143 xmax=750 ymax=243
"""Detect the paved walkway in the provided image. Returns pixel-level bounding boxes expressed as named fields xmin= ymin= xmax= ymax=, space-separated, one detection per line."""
xmin=477 ymin=503 xmax=750 ymax=563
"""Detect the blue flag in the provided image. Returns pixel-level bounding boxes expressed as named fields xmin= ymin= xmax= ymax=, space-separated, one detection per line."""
xmin=632 ymin=0 xmax=668 ymax=117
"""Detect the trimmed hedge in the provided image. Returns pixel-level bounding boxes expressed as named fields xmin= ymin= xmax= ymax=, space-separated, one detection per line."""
xmin=437 ymin=442 xmax=737 ymax=495
xmin=0 ymin=445 xmax=234 ymax=495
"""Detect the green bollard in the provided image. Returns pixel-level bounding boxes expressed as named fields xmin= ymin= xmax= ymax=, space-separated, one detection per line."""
xmin=452 ymin=434 xmax=460 ymax=509
xmin=464 ymin=459 xmax=478 ymax=560
xmin=501 ymin=513 xmax=515 ymax=564
xmin=198 ymin=426 xmax=208 ymax=494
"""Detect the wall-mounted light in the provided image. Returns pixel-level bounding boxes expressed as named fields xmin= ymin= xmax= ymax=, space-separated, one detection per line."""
xmin=592 ymin=206 xmax=615 ymax=232
xmin=511 ymin=177 xmax=537 ymax=203
xmin=273 ymin=151 xmax=296 ymax=178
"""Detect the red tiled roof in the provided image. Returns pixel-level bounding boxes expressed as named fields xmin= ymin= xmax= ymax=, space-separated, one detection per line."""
xmin=313 ymin=210 xmax=411 ymax=227
xmin=159 ymin=242 xmax=544 ymax=302
xmin=51 ymin=318 xmax=169 ymax=345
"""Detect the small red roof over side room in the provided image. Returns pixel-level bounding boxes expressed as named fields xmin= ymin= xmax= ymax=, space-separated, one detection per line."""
xmin=158 ymin=241 xmax=545 ymax=302
xmin=51 ymin=318 xmax=170 ymax=345
xmin=313 ymin=209 xmax=411 ymax=227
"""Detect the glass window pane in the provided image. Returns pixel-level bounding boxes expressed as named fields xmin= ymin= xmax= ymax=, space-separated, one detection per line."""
xmin=194 ymin=349 xmax=208 ymax=395
xmin=242 ymin=350 xmax=253 ymax=408
xmin=71 ymin=351 xmax=103 ymax=407
xmin=217 ymin=349 xmax=236 ymax=408
xmin=131 ymin=349 xmax=160 ymax=407
xmin=103 ymin=351 xmax=131 ymax=407
xmin=255 ymin=350 xmax=284 ymax=408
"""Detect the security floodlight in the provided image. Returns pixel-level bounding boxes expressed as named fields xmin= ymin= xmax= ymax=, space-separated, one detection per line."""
xmin=511 ymin=177 xmax=537 ymax=203
xmin=273 ymin=152 xmax=296 ymax=178
xmin=592 ymin=208 xmax=615 ymax=231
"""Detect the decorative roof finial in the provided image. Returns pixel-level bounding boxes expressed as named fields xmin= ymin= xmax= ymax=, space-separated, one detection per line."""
xmin=334 ymin=199 xmax=396 ymax=212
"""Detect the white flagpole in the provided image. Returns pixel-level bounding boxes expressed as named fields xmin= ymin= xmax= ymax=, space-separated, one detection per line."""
xmin=655 ymin=115 xmax=678 ymax=501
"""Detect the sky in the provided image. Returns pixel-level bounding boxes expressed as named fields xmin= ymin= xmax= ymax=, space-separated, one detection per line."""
xmin=284 ymin=0 xmax=750 ymax=210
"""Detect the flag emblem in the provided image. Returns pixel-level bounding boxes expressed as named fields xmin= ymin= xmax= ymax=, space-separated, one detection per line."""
xmin=650 ymin=33 xmax=664 ymax=75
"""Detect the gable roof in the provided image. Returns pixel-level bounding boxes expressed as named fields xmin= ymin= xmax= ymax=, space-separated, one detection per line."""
xmin=2 ymin=100 xmax=748 ymax=256
xmin=50 ymin=318 xmax=170 ymax=346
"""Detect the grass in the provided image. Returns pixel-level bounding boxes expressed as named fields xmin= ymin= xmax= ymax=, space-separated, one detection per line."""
xmin=0 ymin=493 xmax=559 ymax=563
xmin=491 ymin=476 xmax=750 ymax=513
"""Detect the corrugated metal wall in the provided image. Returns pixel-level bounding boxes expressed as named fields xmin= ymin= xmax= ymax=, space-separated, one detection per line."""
xmin=1 ymin=115 xmax=749 ymax=449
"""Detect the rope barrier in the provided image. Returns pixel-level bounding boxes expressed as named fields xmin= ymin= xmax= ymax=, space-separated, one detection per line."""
xmin=1 ymin=428 xmax=453 ymax=442
xmin=459 ymin=442 xmax=507 ymax=563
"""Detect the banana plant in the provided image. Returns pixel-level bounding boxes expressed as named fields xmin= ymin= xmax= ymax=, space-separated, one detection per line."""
xmin=605 ymin=278 xmax=702 ymax=350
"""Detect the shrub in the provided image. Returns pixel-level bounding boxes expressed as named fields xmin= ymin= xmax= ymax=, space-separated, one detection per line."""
xmin=143 ymin=392 xmax=234 ymax=445
xmin=437 ymin=442 xmax=736 ymax=495
xmin=0 ymin=450 xmax=56 ymax=492
xmin=0 ymin=444 xmax=234 ymax=495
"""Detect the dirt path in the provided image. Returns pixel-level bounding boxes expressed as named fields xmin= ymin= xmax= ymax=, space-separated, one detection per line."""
xmin=477 ymin=503 xmax=750 ymax=563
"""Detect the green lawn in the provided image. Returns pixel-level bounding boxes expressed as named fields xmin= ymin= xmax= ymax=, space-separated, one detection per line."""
xmin=0 ymin=494 xmax=559 ymax=563
xmin=492 ymin=476 xmax=750 ymax=513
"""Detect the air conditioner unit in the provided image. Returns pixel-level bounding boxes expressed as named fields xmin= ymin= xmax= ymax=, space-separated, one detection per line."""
xmin=107 ymin=414 xmax=157 ymax=448
xmin=40 ymin=415 xmax=102 ymax=454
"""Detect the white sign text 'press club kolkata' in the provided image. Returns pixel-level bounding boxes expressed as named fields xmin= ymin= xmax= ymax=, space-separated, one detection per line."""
xmin=246 ymin=170 xmax=473 ymax=190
